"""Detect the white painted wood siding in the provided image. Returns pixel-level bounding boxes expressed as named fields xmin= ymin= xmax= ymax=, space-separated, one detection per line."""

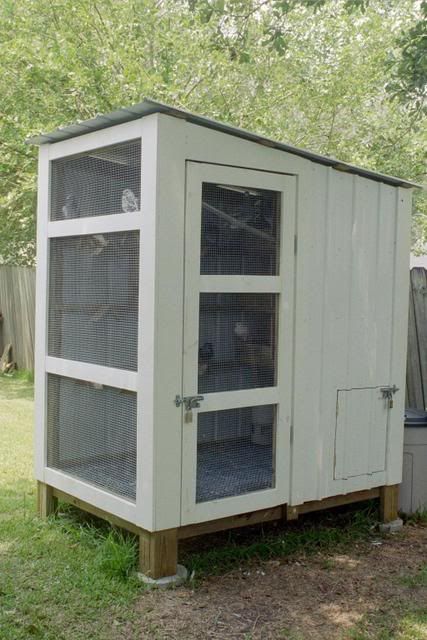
xmin=150 ymin=114 xmax=411 ymax=524
xmin=291 ymin=171 xmax=411 ymax=504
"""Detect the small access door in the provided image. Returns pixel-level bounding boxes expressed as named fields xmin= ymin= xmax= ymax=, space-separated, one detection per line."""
xmin=181 ymin=163 xmax=296 ymax=524
xmin=334 ymin=386 xmax=396 ymax=480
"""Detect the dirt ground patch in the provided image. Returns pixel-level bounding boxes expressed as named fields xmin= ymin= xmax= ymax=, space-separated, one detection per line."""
xmin=120 ymin=525 xmax=427 ymax=640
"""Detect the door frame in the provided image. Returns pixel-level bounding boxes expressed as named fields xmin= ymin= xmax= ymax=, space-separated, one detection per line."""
xmin=180 ymin=162 xmax=297 ymax=525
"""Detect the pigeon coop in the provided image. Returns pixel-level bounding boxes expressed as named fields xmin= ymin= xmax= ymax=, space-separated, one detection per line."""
xmin=30 ymin=100 xmax=414 ymax=580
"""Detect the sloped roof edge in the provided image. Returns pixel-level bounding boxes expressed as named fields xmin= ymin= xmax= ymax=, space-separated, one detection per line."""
xmin=26 ymin=98 xmax=419 ymax=188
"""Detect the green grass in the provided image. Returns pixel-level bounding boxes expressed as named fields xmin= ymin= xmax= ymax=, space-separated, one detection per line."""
xmin=181 ymin=505 xmax=378 ymax=576
xmin=407 ymin=509 xmax=427 ymax=525
xmin=0 ymin=367 xmax=34 ymax=384
xmin=348 ymin=608 xmax=427 ymax=640
xmin=400 ymin=564 xmax=427 ymax=589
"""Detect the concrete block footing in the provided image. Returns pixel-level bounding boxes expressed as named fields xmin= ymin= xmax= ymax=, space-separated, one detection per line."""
xmin=379 ymin=518 xmax=403 ymax=534
xmin=137 ymin=564 xmax=188 ymax=588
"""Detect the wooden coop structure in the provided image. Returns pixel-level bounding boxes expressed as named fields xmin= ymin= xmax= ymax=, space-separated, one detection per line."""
xmin=29 ymin=100 xmax=414 ymax=579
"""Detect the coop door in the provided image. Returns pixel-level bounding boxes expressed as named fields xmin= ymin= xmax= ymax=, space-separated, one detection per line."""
xmin=181 ymin=163 xmax=296 ymax=524
xmin=334 ymin=387 xmax=390 ymax=480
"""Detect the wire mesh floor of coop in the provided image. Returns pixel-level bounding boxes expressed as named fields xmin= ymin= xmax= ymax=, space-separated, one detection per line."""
xmin=60 ymin=452 xmax=137 ymax=501
xmin=196 ymin=437 xmax=274 ymax=503
xmin=58 ymin=438 xmax=273 ymax=506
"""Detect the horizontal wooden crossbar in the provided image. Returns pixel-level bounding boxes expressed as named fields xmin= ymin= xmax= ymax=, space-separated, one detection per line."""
xmin=52 ymin=488 xmax=141 ymax=535
xmin=295 ymin=487 xmax=381 ymax=515
xmin=178 ymin=487 xmax=381 ymax=539
xmin=52 ymin=485 xmax=382 ymax=539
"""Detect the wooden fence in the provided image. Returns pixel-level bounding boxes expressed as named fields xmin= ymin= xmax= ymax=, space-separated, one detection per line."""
xmin=0 ymin=266 xmax=35 ymax=371
xmin=406 ymin=267 xmax=427 ymax=409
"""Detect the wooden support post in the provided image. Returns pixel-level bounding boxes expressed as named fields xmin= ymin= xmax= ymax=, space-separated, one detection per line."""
xmin=379 ymin=485 xmax=399 ymax=523
xmin=37 ymin=481 xmax=57 ymax=518
xmin=139 ymin=528 xmax=178 ymax=579
xmin=286 ymin=505 xmax=299 ymax=521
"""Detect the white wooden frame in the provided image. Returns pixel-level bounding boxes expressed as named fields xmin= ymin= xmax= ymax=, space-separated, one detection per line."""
xmin=34 ymin=118 xmax=150 ymax=526
xmin=387 ymin=188 xmax=411 ymax=482
xmin=149 ymin=115 xmax=307 ymax=530
xmin=180 ymin=163 xmax=296 ymax=524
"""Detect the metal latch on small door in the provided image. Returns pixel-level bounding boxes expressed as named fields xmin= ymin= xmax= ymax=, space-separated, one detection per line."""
xmin=175 ymin=394 xmax=204 ymax=423
xmin=380 ymin=385 xmax=399 ymax=408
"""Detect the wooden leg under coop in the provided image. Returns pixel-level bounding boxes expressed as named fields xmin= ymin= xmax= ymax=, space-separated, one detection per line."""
xmin=37 ymin=481 xmax=58 ymax=518
xmin=379 ymin=484 xmax=399 ymax=523
xmin=139 ymin=528 xmax=178 ymax=579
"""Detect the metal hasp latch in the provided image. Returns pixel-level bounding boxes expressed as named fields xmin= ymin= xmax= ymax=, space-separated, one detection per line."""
xmin=174 ymin=395 xmax=204 ymax=411
xmin=380 ymin=385 xmax=399 ymax=409
xmin=175 ymin=395 xmax=204 ymax=425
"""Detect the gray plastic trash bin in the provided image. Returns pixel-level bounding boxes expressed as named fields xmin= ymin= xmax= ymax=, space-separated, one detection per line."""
xmin=399 ymin=408 xmax=427 ymax=515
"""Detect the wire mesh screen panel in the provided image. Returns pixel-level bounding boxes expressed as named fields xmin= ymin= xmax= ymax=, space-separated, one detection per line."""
xmin=48 ymin=231 xmax=139 ymax=370
xmin=196 ymin=405 xmax=276 ymax=502
xmin=198 ymin=293 xmax=277 ymax=394
xmin=47 ymin=374 xmax=137 ymax=500
xmin=50 ymin=140 xmax=141 ymax=220
xmin=200 ymin=183 xmax=281 ymax=275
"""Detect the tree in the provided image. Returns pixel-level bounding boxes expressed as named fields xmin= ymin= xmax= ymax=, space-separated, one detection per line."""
xmin=0 ymin=0 xmax=425 ymax=264
xmin=388 ymin=0 xmax=427 ymax=113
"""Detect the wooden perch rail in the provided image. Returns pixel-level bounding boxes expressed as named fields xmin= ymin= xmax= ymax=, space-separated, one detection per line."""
xmin=202 ymin=201 xmax=275 ymax=243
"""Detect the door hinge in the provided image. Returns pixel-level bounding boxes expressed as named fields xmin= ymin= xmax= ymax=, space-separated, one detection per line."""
xmin=294 ymin=235 xmax=298 ymax=255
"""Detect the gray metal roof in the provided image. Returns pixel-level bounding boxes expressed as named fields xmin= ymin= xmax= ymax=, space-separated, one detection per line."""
xmin=26 ymin=98 xmax=418 ymax=188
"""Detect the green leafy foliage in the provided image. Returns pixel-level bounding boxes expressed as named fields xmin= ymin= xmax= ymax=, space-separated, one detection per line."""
xmin=0 ymin=0 xmax=425 ymax=265
xmin=388 ymin=0 xmax=427 ymax=112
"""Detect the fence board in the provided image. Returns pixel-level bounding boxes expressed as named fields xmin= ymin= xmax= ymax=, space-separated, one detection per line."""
xmin=0 ymin=266 xmax=35 ymax=370
xmin=406 ymin=267 xmax=427 ymax=410
xmin=412 ymin=268 xmax=427 ymax=406
xmin=406 ymin=275 xmax=423 ymax=408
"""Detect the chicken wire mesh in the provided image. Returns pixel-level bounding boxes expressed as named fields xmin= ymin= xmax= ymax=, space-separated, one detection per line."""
xmin=48 ymin=231 xmax=139 ymax=371
xmin=47 ymin=374 xmax=137 ymax=500
xmin=200 ymin=182 xmax=281 ymax=275
xmin=196 ymin=405 xmax=276 ymax=502
xmin=198 ymin=293 xmax=277 ymax=394
xmin=50 ymin=139 xmax=141 ymax=220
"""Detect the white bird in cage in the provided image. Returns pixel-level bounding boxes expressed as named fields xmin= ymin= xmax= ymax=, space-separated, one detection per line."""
xmin=121 ymin=188 xmax=139 ymax=213
xmin=91 ymin=234 xmax=109 ymax=256
xmin=62 ymin=194 xmax=78 ymax=219
xmin=234 ymin=322 xmax=249 ymax=341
